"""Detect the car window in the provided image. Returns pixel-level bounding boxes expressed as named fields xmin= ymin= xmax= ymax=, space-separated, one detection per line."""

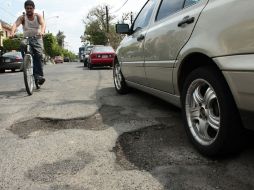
xmin=93 ymin=46 xmax=114 ymax=52
xmin=133 ymin=0 xmax=156 ymax=32
xmin=86 ymin=46 xmax=94 ymax=51
xmin=3 ymin=52 xmax=21 ymax=57
xmin=184 ymin=0 xmax=201 ymax=7
xmin=156 ymin=0 xmax=185 ymax=21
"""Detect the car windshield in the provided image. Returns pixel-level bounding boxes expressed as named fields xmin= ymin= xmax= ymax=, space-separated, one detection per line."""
xmin=93 ymin=46 xmax=114 ymax=53
xmin=86 ymin=46 xmax=94 ymax=51
xmin=3 ymin=52 xmax=22 ymax=57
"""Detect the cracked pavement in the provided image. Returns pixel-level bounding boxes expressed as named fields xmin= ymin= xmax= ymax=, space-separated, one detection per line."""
xmin=0 ymin=63 xmax=254 ymax=190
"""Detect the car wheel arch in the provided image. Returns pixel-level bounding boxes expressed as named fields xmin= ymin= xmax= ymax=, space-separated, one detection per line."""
xmin=177 ymin=53 xmax=221 ymax=94
xmin=177 ymin=52 xmax=242 ymax=123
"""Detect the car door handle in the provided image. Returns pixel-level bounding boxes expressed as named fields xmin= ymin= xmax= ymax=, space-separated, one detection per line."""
xmin=178 ymin=16 xmax=195 ymax=27
xmin=137 ymin=34 xmax=145 ymax=42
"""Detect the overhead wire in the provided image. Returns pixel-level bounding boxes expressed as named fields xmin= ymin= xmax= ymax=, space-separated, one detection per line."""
xmin=111 ymin=0 xmax=129 ymax=14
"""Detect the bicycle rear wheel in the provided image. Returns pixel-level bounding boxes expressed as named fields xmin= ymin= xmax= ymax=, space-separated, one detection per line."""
xmin=23 ymin=54 xmax=34 ymax=95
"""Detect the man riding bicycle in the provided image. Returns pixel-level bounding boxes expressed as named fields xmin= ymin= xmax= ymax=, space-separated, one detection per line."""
xmin=11 ymin=0 xmax=46 ymax=85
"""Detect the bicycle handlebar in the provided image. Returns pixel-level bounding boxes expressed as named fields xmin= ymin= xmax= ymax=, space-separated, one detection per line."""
xmin=10 ymin=34 xmax=43 ymax=40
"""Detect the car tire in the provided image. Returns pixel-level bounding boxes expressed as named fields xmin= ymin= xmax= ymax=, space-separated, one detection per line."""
xmin=113 ymin=60 xmax=130 ymax=94
xmin=0 ymin=69 xmax=5 ymax=73
xmin=181 ymin=66 xmax=243 ymax=156
xmin=88 ymin=62 xmax=93 ymax=70
xmin=84 ymin=59 xmax=87 ymax=67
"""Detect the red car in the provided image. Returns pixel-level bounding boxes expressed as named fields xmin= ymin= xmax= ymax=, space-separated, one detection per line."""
xmin=54 ymin=56 xmax=63 ymax=64
xmin=88 ymin=46 xmax=115 ymax=69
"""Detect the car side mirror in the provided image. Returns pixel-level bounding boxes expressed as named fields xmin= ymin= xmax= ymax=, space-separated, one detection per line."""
xmin=116 ymin=24 xmax=130 ymax=34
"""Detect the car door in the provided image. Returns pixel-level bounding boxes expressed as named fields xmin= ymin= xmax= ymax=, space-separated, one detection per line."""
xmin=144 ymin=0 xmax=208 ymax=93
xmin=118 ymin=0 xmax=156 ymax=85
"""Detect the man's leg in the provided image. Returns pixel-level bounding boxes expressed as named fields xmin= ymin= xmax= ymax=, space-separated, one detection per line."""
xmin=20 ymin=40 xmax=27 ymax=70
xmin=31 ymin=38 xmax=45 ymax=84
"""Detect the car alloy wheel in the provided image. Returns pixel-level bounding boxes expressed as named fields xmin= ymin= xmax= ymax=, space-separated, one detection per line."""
xmin=182 ymin=66 xmax=243 ymax=156
xmin=185 ymin=79 xmax=220 ymax=146
xmin=113 ymin=61 xmax=129 ymax=94
xmin=114 ymin=63 xmax=123 ymax=90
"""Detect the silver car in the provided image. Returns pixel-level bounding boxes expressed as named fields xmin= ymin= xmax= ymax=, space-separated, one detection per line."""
xmin=113 ymin=0 xmax=254 ymax=156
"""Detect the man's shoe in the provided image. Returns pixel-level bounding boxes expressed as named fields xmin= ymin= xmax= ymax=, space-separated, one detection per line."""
xmin=37 ymin=77 xmax=45 ymax=85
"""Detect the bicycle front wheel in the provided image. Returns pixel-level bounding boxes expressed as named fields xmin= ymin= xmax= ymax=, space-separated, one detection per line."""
xmin=23 ymin=54 xmax=34 ymax=95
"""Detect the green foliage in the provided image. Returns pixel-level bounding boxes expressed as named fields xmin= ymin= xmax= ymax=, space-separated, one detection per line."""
xmin=56 ymin=30 xmax=65 ymax=48
xmin=107 ymin=25 xmax=123 ymax=49
xmin=43 ymin=33 xmax=57 ymax=57
xmin=43 ymin=33 xmax=75 ymax=61
xmin=3 ymin=38 xmax=22 ymax=51
xmin=2 ymin=32 xmax=75 ymax=60
xmin=85 ymin=21 xmax=108 ymax=45
xmin=83 ymin=5 xmax=123 ymax=48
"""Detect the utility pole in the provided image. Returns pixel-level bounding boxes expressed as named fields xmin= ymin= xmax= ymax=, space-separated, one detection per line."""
xmin=130 ymin=12 xmax=133 ymax=24
xmin=105 ymin=6 xmax=109 ymax=33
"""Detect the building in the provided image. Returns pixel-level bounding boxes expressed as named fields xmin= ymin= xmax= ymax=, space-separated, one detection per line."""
xmin=0 ymin=19 xmax=12 ymax=48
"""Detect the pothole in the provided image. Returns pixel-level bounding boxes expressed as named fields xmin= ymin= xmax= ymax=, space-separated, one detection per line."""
xmin=114 ymin=124 xmax=210 ymax=171
xmin=8 ymin=114 xmax=105 ymax=139
xmin=8 ymin=105 xmax=143 ymax=139
xmin=113 ymin=123 xmax=254 ymax=190
xmin=26 ymin=151 xmax=93 ymax=183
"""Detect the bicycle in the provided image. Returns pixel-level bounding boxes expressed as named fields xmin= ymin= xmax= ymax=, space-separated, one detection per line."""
xmin=20 ymin=35 xmax=42 ymax=95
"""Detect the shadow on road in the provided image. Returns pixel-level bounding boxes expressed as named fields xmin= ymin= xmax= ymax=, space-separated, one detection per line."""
xmin=0 ymin=89 xmax=29 ymax=99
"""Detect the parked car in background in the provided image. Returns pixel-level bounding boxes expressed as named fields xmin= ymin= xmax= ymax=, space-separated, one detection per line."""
xmin=83 ymin=45 xmax=94 ymax=67
xmin=114 ymin=0 xmax=254 ymax=156
xmin=0 ymin=51 xmax=23 ymax=73
xmin=88 ymin=46 xmax=115 ymax=69
xmin=54 ymin=56 xmax=63 ymax=64
xmin=79 ymin=46 xmax=85 ymax=62
xmin=64 ymin=57 xmax=70 ymax=62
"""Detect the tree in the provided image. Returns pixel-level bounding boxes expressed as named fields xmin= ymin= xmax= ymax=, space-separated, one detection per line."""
xmin=3 ymin=33 xmax=23 ymax=51
xmin=43 ymin=33 xmax=58 ymax=57
xmin=43 ymin=33 xmax=76 ymax=61
xmin=85 ymin=20 xmax=108 ymax=45
xmin=107 ymin=25 xmax=122 ymax=49
xmin=86 ymin=5 xmax=114 ymax=31
xmin=56 ymin=30 xmax=65 ymax=48
xmin=83 ymin=5 xmax=123 ymax=48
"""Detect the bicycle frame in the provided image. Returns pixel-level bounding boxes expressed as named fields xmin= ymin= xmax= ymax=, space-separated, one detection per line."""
xmin=22 ymin=36 xmax=41 ymax=95
xmin=11 ymin=35 xmax=42 ymax=95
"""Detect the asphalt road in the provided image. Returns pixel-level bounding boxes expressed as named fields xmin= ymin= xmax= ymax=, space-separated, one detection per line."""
xmin=0 ymin=62 xmax=254 ymax=190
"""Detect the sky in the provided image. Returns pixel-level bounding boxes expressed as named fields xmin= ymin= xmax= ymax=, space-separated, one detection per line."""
xmin=0 ymin=0 xmax=147 ymax=53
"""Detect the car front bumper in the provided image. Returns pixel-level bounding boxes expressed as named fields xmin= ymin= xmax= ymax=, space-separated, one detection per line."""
xmin=214 ymin=54 xmax=254 ymax=130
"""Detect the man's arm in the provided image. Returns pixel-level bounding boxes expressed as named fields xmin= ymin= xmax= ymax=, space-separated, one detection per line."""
xmin=11 ymin=16 xmax=23 ymax=36
xmin=37 ymin=14 xmax=46 ymax=35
